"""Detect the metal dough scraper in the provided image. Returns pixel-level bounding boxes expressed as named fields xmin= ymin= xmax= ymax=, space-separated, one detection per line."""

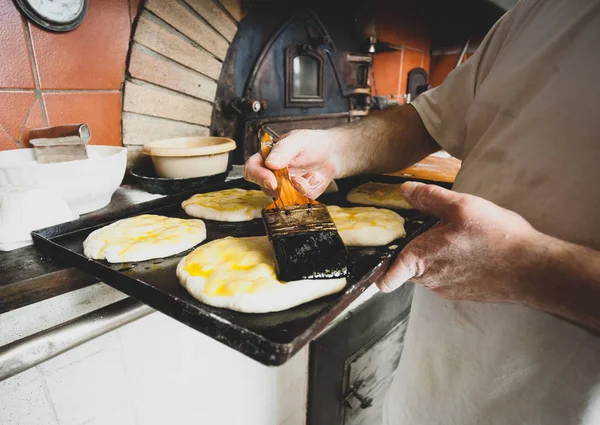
xmin=29 ymin=124 xmax=90 ymax=164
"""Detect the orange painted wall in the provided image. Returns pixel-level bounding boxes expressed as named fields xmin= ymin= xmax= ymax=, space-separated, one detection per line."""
xmin=370 ymin=0 xmax=431 ymax=101
xmin=430 ymin=52 xmax=473 ymax=87
xmin=370 ymin=0 xmax=483 ymax=99
xmin=0 ymin=0 xmax=139 ymax=151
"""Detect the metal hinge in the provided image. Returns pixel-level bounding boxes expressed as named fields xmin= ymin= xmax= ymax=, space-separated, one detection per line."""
xmin=343 ymin=379 xmax=373 ymax=410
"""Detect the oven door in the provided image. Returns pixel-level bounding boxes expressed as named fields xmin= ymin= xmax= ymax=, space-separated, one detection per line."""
xmin=211 ymin=7 xmax=371 ymax=163
xmin=308 ymin=283 xmax=414 ymax=425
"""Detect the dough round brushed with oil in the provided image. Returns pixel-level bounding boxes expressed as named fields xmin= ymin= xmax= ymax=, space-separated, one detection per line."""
xmin=83 ymin=214 xmax=206 ymax=263
xmin=347 ymin=182 xmax=412 ymax=209
xmin=176 ymin=236 xmax=347 ymax=313
xmin=182 ymin=188 xmax=272 ymax=222
xmin=328 ymin=205 xmax=406 ymax=246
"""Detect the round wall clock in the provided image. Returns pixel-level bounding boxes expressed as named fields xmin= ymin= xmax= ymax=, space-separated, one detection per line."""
xmin=13 ymin=0 xmax=88 ymax=32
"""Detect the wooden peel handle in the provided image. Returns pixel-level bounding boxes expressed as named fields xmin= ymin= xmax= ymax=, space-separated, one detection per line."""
xmin=260 ymin=131 xmax=314 ymax=209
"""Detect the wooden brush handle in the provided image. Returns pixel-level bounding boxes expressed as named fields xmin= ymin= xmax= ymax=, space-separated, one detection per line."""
xmin=260 ymin=131 xmax=316 ymax=209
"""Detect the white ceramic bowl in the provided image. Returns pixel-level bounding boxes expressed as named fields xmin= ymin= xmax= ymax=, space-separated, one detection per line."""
xmin=0 ymin=146 xmax=127 ymax=214
xmin=142 ymin=137 xmax=236 ymax=179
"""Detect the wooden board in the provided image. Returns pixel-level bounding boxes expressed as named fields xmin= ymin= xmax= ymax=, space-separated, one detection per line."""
xmin=389 ymin=155 xmax=461 ymax=183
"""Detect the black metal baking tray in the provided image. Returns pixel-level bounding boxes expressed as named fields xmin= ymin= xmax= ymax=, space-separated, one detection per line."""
xmin=32 ymin=175 xmax=448 ymax=365
xmin=130 ymin=164 xmax=228 ymax=195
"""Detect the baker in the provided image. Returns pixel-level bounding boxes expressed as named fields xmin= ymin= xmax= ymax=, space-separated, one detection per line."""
xmin=244 ymin=0 xmax=600 ymax=423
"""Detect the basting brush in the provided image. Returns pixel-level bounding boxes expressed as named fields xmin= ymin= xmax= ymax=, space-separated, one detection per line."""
xmin=259 ymin=127 xmax=348 ymax=282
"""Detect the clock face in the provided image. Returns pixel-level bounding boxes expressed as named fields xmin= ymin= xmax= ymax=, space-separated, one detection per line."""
xmin=28 ymin=0 xmax=85 ymax=23
xmin=14 ymin=0 xmax=88 ymax=32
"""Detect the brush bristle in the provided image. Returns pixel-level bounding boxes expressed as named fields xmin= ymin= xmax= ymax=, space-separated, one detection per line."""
xmin=262 ymin=204 xmax=348 ymax=281
xmin=271 ymin=230 xmax=348 ymax=281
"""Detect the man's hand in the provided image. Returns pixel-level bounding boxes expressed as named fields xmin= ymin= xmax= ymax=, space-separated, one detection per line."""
xmin=380 ymin=181 xmax=600 ymax=331
xmin=378 ymin=181 xmax=542 ymax=303
xmin=243 ymin=129 xmax=339 ymax=199
xmin=243 ymin=105 xmax=441 ymax=199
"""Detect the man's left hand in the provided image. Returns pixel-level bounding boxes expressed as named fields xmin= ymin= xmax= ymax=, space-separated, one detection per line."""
xmin=378 ymin=182 xmax=543 ymax=303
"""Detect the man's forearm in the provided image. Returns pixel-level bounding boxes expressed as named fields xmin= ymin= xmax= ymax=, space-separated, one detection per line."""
xmin=328 ymin=104 xmax=441 ymax=178
xmin=522 ymin=233 xmax=600 ymax=332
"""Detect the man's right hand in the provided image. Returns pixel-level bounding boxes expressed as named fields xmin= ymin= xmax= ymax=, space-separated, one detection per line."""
xmin=243 ymin=129 xmax=340 ymax=199
xmin=244 ymin=105 xmax=439 ymax=198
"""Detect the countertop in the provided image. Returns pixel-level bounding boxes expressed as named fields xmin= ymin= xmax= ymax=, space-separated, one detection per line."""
xmin=0 ymin=185 xmax=163 ymax=314
xmin=0 ymin=165 xmax=252 ymax=314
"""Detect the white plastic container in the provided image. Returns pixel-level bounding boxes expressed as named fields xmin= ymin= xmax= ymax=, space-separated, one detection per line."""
xmin=0 ymin=146 xmax=127 ymax=214
xmin=142 ymin=137 xmax=236 ymax=179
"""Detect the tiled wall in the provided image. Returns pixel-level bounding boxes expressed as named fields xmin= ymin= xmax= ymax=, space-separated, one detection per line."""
xmin=0 ymin=280 xmax=381 ymax=425
xmin=0 ymin=283 xmax=309 ymax=425
xmin=0 ymin=0 xmax=135 ymax=151
xmin=370 ymin=0 xmax=431 ymax=101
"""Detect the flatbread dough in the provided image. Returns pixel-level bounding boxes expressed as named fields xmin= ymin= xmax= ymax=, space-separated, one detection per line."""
xmin=347 ymin=182 xmax=413 ymax=209
xmin=83 ymin=214 xmax=206 ymax=263
xmin=177 ymin=236 xmax=347 ymax=313
xmin=182 ymin=188 xmax=272 ymax=222
xmin=328 ymin=205 xmax=406 ymax=246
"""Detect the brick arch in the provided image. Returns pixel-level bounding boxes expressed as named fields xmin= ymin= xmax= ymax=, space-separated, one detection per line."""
xmin=122 ymin=0 xmax=244 ymax=162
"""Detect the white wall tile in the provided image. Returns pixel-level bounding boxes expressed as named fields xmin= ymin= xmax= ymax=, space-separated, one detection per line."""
xmin=116 ymin=311 xmax=309 ymax=425
xmin=2 ymin=303 xmax=311 ymax=425
xmin=279 ymin=408 xmax=306 ymax=425
xmin=230 ymin=405 xmax=277 ymax=425
xmin=44 ymin=347 xmax=129 ymax=425
xmin=245 ymin=346 xmax=309 ymax=424
xmin=118 ymin=312 xmax=269 ymax=425
xmin=38 ymin=333 xmax=120 ymax=376
xmin=0 ymin=378 xmax=58 ymax=425
xmin=274 ymin=372 xmax=308 ymax=423
xmin=0 ymin=366 xmax=40 ymax=398
xmin=274 ymin=346 xmax=309 ymax=392
xmin=0 ymin=283 xmax=127 ymax=346
xmin=84 ymin=402 xmax=136 ymax=425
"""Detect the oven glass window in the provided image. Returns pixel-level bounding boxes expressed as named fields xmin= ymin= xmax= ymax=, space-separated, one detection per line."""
xmin=286 ymin=46 xmax=324 ymax=107
xmin=293 ymin=55 xmax=320 ymax=97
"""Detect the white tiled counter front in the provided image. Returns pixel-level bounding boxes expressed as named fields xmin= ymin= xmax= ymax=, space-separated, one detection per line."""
xmin=0 ymin=284 xmax=309 ymax=425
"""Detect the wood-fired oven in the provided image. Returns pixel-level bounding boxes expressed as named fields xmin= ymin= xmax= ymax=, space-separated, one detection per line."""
xmin=210 ymin=0 xmax=373 ymax=164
